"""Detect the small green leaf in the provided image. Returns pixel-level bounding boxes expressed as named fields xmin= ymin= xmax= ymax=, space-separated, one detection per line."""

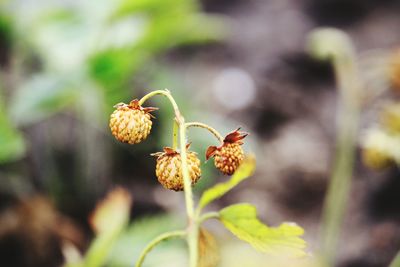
xmin=199 ymin=155 xmax=255 ymax=209
xmin=219 ymin=203 xmax=307 ymax=257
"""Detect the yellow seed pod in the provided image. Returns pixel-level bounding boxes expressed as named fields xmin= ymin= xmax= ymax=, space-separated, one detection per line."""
xmin=214 ymin=143 xmax=244 ymax=175
xmin=153 ymin=147 xmax=201 ymax=191
xmin=206 ymin=128 xmax=248 ymax=175
xmin=109 ymin=99 xmax=157 ymax=144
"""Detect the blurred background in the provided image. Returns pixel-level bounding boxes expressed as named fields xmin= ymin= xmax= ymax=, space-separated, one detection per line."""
xmin=1 ymin=0 xmax=400 ymax=266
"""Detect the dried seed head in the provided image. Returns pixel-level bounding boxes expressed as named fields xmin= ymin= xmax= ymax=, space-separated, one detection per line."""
xmin=153 ymin=147 xmax=201 ymax=191
xmin=206 ymin=128 xmax=248 ymax=175
xmin=109 ymin=99 xmax=158 ymax=144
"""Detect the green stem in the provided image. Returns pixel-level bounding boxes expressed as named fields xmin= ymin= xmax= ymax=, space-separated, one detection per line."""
xmin=309 ymin=29 xmax=362 ymax=266
xmin=139 ymin=89 xmax=199 ymax=267
xmin=185 ymin=122 xmax=224 ymax=144
xmin=139 ymin=89 xmax=181 ymax=118
xmin=180 ymin=121 xmax=199 ymax=267
xmin=173 ymin=119 xmax=179 ymax=150
xmin=135 ymin=230 xmax=186 ymax=267
xmin=389 ymin=251 xmax=400 ymax=267
xmin=179 ymin=120 xmax=195 ymax=218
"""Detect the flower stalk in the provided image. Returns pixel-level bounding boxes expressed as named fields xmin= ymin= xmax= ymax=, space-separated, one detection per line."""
xmin=185 ymin=122 xmax=224 ymax=144
xmin=308 ymin=28 xmax=362 ymax=266
xmin=138 ymin=89 xmax=202 ymax=267
xmin=135 ymin=230 xmax=186 ymax=267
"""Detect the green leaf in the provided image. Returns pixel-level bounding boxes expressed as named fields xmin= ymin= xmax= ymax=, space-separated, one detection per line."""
xmin=219 ymin=203 xmax=307 ymax=257
xmin=199 ymin=155 xmax=256 ymax=209
xmin=0 ymin=112 xmax=25 ymax=163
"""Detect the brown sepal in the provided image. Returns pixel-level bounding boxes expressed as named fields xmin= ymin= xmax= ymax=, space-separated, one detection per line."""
xmin=163 ymin=147 xmax=177 ymax=155
xmin=186 ymin=142 xmax=192 ymax=150
xmin=150 ymin=147 xmax=177 ymax=158
xmin=206 ymin=146 xmax=218 ymax=161
xmin=151 ymin=144 xmax=192 ymax=158
xmin=223 ymin=127 xmax=248 ymax=144
xmin=128 ymin=99 xmax=159 ymax=119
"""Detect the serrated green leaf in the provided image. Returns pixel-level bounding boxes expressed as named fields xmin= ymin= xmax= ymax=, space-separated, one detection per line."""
xmin=219 ymin=203 xmax=307 ymax=257
xmin=199 ymin=156 xmax=256 ymax=209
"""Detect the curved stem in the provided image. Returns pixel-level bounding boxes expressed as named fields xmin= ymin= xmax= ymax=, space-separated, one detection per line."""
xmin=180 ymin=122 xmax=199 ymax=267
xmin=199 ymin=212 xmax=220 ymax=224
xmin=321 ymin=42 xmax=361 ymax=267
xmin=139 ymin=89 xmax=181 ymax=118
xmin=308 ymin=29 xmax=362 ymax=266
xmin=140 ymin=89 xmax=195 ymax=218
xmin=135 ymin=230 xmax=186 ymax=267
xmin=185 ymin=122 xmax=224 ymax=144
xmin=137 ymin=89 xmax=199 ymax=267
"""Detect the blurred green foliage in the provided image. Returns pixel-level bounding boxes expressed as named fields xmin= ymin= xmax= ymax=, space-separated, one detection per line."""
xmin=0 ymin=93 xmax=25 ymax=163
xmin=0 ymin=0 xmax=224 ymax=164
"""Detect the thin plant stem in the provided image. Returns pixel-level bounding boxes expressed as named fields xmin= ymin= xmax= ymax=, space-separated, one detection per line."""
xmin=139 ymin=89 xmax=199 ymax=267
xmin=139 ymin=89 xmax=193 ymax=217
xmin=173 ymin=119 xmax=179 ymax=150
xmin=309 ymin=29 xmax=362 ymax=266
xmin=179 ymin=120 xmax=195 ymax=218
xmin=135 ymin=230 xmax=186 ymax=267
xmin=389 ymin=251 xmax=400 ymax=267
xmin=185 ymin=122 xmax=224 ymax=144
xmin=180 ymin=122 xmax=198 ymax=267
xmin=139 ymin=89 xmax=181 ymax=118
